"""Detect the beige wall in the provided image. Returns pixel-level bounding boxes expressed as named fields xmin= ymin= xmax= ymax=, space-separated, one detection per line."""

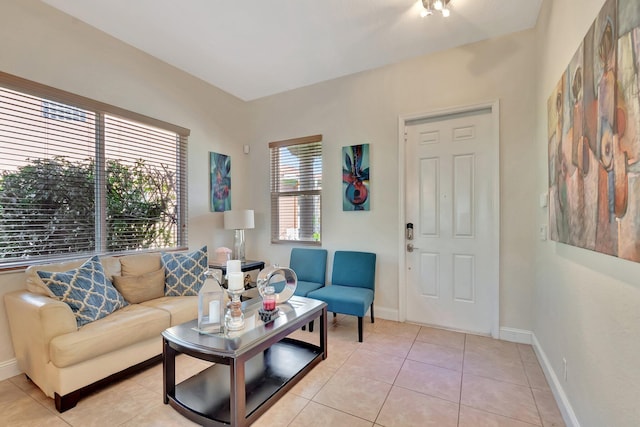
xmin=246 ymin=30 xmax=538 ymax=327
xmin=535 ymin=0 xmax=640 ymax=425
xmin=0 ymin=0 xmax=250 ymax=370
xmin=9 ymin=3 xmax=637 ymax=425
xmin=2 ymin=1 xmax=637 ymax=424
xmin=0 ymin=0 xmax=539 ymax=375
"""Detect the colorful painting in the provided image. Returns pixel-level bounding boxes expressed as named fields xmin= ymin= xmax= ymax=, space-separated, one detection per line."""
xmin=342 ymin=143 xmax=370 ymax=211
xmin=210 ymin=152 xmax=230 ymax=212
xmin=548 ymin=0 xmax=640 ymax=262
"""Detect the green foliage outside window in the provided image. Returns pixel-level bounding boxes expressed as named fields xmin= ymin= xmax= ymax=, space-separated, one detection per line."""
xmin=0 ymin=157 xmax=177 ymax=259
xmin=105 ymin=159 xmax=177 ymax=251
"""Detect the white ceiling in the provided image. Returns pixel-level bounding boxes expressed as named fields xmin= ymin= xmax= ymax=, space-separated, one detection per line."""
xmin=42 ymin=0 xmax=542 ymax=101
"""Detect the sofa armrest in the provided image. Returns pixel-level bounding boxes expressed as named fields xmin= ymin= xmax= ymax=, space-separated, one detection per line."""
xmin=4 ymin=290 xmax=76 ymax=374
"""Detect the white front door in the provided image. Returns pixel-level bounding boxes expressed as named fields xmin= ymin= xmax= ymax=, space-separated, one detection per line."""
xmin=404 ymin=107 xmax=498 ymax=335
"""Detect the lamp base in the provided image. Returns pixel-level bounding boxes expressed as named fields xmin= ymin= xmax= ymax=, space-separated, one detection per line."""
xmin=233 ymin=229 xmax=246 ymax=262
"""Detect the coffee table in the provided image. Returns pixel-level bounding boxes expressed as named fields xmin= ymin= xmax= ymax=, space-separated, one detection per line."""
xmin=162 ymin=296 xmax=327 ymax=426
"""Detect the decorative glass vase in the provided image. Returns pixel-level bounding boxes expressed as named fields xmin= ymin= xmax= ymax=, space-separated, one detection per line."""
xmin=256 ymin=265 xmax=297 ymax=304
xmin=262 ymin=286 xmax=276 ymax=311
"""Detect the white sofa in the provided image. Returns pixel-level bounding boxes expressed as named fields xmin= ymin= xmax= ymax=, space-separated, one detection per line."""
xmin=4 ymin=252 xmax=200 ymax=412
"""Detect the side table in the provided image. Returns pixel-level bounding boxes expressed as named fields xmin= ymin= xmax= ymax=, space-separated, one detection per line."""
xmin=208 ymin=260 xmax=265 ymax=276
xmin=209 ymin=260 xmax=265 ymax=299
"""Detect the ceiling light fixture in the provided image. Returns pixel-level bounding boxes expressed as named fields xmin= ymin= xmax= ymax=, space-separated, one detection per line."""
xmin=421 ymin=0 xmax=451 ymax=18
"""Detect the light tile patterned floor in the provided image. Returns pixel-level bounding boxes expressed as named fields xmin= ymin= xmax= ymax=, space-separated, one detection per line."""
xmin=0 ymin=315 xmax=565 ymax=426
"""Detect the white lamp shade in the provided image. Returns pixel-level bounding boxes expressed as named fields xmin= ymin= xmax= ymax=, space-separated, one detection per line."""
xmin=223 ymin=209 xmax=255 ymax=230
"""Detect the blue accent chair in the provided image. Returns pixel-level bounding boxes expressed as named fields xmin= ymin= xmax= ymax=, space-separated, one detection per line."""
xmin=272 ymin=248 xmax=327 ymax=297
xmin=307 ymin=251 xmax=376 ymax=342
xmin=289 ymin=248 xmax=328 ymax=296
xmin=272 ymin=248 xmax=327 ymax=331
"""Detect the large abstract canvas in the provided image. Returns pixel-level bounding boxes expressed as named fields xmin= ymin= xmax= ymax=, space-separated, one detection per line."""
xmin=210 ymin=152 xmax=230 ymax=212
xmin=548 ymin=0 xmax=640 ymax=262
xmin=342 ymin=143 xmax=370 ymax=211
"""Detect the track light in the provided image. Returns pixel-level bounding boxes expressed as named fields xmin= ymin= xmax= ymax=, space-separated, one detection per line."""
xmin=421 ymin=0 xmax=451 ymax=18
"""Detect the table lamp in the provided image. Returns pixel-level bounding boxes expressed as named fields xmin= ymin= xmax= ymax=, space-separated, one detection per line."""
xmin=223 ymin=209 xmax=254 ymax=262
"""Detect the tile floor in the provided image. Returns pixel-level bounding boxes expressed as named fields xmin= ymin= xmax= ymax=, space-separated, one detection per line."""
xmin=0 ymin=315 xmax=565 ymax=426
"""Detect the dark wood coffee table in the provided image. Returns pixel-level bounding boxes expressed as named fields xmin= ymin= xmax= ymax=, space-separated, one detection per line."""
xmin=162 ymin=296 xmax=327 ymax=426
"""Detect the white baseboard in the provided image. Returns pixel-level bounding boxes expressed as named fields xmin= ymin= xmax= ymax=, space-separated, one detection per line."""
xmin=373 ymin=306 xmax=398 ymax=321
xmin=499 ymin=327 xmax=533 ymax=344
xmin=0 ymin=358 xmax=20 ymax=381
xmin=500 ymin=328 xmax=580 ymax=427
xmin=531 ymin=333 xmax=580 ymax=427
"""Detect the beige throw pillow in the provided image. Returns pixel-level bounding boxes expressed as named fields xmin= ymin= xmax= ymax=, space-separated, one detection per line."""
xmin=119 ymin=253 xmax=162 ymax=276
xmin=112 ymin=268 xmax=165 ymax=303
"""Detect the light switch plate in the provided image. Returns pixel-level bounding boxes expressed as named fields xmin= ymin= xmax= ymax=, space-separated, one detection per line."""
xmin=539 ymin=192 xmax=548 ymax=208
xmin=539 ymin=224 xmax=548 ymax=241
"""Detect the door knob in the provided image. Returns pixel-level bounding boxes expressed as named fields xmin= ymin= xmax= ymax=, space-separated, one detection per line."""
xmin=407 ymin=243 xmax=419 ymax=252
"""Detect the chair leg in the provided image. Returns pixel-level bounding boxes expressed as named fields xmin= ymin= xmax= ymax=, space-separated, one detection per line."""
xmin=358 ymin=317 xmax=363 ymax=342
xmin=371 ymin=303 xmax=374 ymax=323
xmin=309 ymin=320 xmax=314 ymax=332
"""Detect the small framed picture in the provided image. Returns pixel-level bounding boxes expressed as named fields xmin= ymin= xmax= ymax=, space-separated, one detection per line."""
xmin=342 ymin=143 xmax=370 ymax=211
xmin=210 ymin=152 xmax=231 ymax=212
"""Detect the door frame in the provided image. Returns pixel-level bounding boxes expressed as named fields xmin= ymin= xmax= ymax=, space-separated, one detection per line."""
xmin=397 ymin=100 xmax=501 ymax=338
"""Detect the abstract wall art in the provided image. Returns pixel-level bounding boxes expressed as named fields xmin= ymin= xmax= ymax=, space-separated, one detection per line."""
xmin=342 ymin=143 xmax=370 ymax=211
xmin=210 ymin=152 xmax=230 ymax=212
xmin=548 ymin=0 xmax=640 ymax=262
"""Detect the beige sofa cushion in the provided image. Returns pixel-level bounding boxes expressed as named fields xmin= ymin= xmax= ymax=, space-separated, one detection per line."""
xmin=100 ymin=257 xmax=122 ymax=279
xmin=49 ymin=304 xmax=169 ymax=368
xmin=112 ymin=268 xmax=165 ymax=303
xmin=141 ymin=296 xmax=198 ymax=326
xmin=25 ymin=256 xmax=121 ymax=296
xmin=26 ymin=260 xmax=84 ymax=297
xmin=120 ymin=253 xmax=162 ymax=276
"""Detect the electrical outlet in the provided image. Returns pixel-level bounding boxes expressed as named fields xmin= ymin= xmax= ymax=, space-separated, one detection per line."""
xmin=562 ymin=357 xmax=567 ymax=381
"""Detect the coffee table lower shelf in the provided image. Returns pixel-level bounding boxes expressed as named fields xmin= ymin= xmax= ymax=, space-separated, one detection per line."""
xmin=167 ymin=338 xmax=322 ymax=426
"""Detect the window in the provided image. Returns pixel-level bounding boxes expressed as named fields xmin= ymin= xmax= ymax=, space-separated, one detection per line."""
xmin=269 ymin=135 xmax=322 ymax=244
xmin=0 ymin=72 xmax=189 ymax=267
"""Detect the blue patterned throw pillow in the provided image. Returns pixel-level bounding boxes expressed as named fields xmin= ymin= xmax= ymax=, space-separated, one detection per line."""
xmin=161 ymin=246 xmax=208 ymax=296
xmin=37 ymin=256 xmax=128 ymax=327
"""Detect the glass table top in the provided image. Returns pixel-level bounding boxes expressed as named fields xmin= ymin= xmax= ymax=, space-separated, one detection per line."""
xmin=162 ymin=296 xmax=325 ymax=358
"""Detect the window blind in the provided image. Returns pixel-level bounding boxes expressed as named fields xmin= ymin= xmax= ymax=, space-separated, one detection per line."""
xmin=0 ymin=72 xmax=189 ymax=267
xmin=269 ymin=135 xmax=322 ymax=244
